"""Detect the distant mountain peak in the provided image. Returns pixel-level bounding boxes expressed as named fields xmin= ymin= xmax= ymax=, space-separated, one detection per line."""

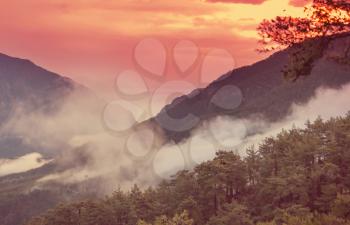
xmin=0 ymin=52 xmax=101 ymax=158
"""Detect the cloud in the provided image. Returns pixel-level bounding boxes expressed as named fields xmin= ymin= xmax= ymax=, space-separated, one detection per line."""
xmin=289 ymin=0 xmax=312 ymax=7
xmin=0 ymin=88 xmax=166 ymax=192
xmin=157 ymin=83 xmax=350 ymax=171
xmin=206 ymin=0 xmax=266 ymax=4
xmin=4 ymin=67 xmax=350 ymax=195
xmin=0 ymin=0 xmax=307 ymax=99
xmin=0 ymin=153 xmax=51 ymax=176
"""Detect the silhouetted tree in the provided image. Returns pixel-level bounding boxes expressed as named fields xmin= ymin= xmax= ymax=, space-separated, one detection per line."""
xmin=258 ymin=0 xmax=350 ymax=81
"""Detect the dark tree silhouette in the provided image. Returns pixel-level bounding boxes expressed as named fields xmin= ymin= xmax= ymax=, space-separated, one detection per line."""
xmin=258 ymin=0 xmax=350 ymax=50
xmin=257 ymin=0 xmax=350 ymax=81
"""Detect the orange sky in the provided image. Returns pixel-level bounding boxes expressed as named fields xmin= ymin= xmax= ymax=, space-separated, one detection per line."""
xmin=0 ymin=0 xmax=310 ymax=98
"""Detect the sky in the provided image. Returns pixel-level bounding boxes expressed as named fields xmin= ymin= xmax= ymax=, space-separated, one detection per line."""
xmin=0 ymin=0 xmax=310 ymax=99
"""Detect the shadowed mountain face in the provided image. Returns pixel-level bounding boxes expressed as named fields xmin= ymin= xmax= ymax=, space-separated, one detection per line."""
xmin=152 ymin=34 xmax=350 ymax=143
xmin=0 ymin=54 xmax=105 ymax=225
xmin=0 ymin=53 xmax=100 ymax=158
xmin=0 ymin=53 xmax=77 ymax=117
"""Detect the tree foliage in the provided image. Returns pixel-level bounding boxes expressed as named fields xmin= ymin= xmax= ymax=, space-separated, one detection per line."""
xmin=258 ymin=0 xmax=350 ymax=50
xmin=258 ymin=0 xmax=350 ymax=81
xmin=27 ymin=114 xmax=350 ymax=225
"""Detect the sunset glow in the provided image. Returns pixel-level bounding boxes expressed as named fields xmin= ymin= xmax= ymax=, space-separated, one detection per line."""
xmin=2 ymin=1 xmax=350 ymax=223
xmin=0 ymin=0 xmax=310 ymax=97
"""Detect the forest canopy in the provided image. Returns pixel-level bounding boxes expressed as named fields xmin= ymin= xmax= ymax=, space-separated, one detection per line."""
xmin=27 ymin=114 xmax=350 ymax=225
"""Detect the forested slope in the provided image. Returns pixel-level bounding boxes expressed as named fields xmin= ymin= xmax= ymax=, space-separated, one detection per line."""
xmin=27 ymin=114 xmax=350 ymax=225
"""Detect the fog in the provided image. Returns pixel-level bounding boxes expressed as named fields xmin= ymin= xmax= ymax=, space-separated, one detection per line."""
xmin=1 ymin=83 xmax=350 ymax=194
xmin=0 ymin=152 xmax=51 ymax=176
xmin=154 ymin=83 xmax=350 ymax=176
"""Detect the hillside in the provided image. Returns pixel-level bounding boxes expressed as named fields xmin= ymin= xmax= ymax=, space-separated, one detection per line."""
xmin=0 ymin=53 xmax=107 ymax=225
xmin=0 ymin=53 xmax=76 ymax=121
xmin=151 ymin=33 xmax=350 ymax=143
xmin=26 ymin=113 xmax=350 ymax=225
xmin=0 ymin=53 xmax=102 ymax=158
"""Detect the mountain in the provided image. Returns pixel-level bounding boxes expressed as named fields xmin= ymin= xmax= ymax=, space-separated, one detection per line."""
xmin=0 ymin=53 xmax=76 ymax=121
xmin=150 ymin=33 xmax=350 ymax=143
xmin=0 ymin=33 xmax=349 ymax=225
xmin=0 ymin=53 xmax=102 ymax=158
xmin=0 ymin=54 xmax=105 ymax=224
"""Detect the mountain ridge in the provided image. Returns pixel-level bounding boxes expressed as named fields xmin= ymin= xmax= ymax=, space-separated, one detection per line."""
xmin=149 ymin=33 xmax=350 ymax=143
xmin=0 ymin=53 xmax=102 ymax=158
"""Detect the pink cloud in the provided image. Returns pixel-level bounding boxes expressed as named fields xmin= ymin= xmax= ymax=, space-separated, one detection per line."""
xmin=0 ymin=0 xmax=271 ymax=96
xmin=289 ymin=0 xmax=312 ymax=7
xmin=206 ymin=0 xmax=266 ymax=4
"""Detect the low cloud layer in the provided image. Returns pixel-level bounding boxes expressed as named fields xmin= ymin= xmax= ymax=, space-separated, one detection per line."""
xmin=0 ymin=152 xmax=51 ymax=176
xmin=153 ymin=83 xmax=350 ymax=175
xmin=2 ymin=82 xmax=350 ymax=194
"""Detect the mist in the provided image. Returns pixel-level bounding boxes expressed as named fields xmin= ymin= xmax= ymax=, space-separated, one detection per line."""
xmin=0 ymin=152 xmax=51 ymax=176
xmin=1 ymin=83 xmax=350 ymax=194
xmin=154 ymin=83 xmax=350 ymax=175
